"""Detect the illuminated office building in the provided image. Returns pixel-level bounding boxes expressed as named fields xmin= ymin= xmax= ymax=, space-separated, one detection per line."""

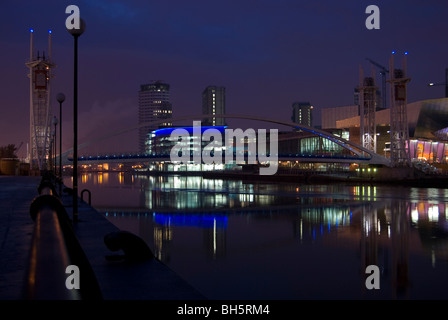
xmin=291 ymin=102 xmax=313 ymax=128
xmin=146 ymin=125 xmax=227 ymax=156
xmin=202 ymin=86 xmax=226 ymax=126
xmin=138 ymin=81 xmax=172 ymax=153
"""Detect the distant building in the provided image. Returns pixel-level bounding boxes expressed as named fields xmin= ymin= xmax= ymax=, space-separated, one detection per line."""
xmin=146 ymin=125 xmax=227 ymax=156
xmin=331 ymin=98 xmax=448 ymax=164
xmin=321 ymin=105 xmax=359 ymax=129
xmin=202 ymin=86 xmax=226 ymax=126
xmin=138 ymin=81 xmax=172 ymax=153
xmin=291 ymin=102 xmax=313 ymax=127
xmin=145 ymin=125 xmax=236 ymax=172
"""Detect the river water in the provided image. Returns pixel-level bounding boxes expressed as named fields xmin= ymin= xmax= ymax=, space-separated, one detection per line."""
xmin=66 ymin=172 xmax=448 ymax=300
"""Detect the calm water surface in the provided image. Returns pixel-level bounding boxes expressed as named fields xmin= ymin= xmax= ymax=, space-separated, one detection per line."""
xmin=66 ymin=172 xmax=448 ymax=300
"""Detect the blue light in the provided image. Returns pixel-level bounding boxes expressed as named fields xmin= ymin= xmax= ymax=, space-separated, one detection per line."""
xmin=153 ymin=213 xmax=228 ymax=228
xmin=392 ymin=51 xmax=396 ymax=54
xmin=48 ymin=30 xmax=52 ymax=34
xmin=404 ymin=51 xmax=408 ymax=55
xmin=153 ymin=125 xmax=227 ymax=136
xmin=30 ymin=29 xmax=34 ymax=33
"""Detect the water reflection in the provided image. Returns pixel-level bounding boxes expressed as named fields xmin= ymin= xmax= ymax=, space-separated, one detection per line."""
xmin=70 ymin=173 xmax=448 ymax=299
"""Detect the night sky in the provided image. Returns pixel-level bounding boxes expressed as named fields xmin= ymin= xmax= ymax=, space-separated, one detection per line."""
xmin=1 ymin=0 xmax=448 ymax=157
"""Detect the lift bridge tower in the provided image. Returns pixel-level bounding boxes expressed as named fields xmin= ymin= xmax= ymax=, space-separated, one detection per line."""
xmin=25 ymin=29 xmax=56 ymax=171
xmin=358 ymin=65 xmax=378 ymax=153
xmin=388 ymin=52 xmax=411 ymax=167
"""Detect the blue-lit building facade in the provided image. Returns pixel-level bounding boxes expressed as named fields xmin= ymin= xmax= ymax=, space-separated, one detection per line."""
xmin=145 ymin=125 xmax=238 ymax=172
xmin=143 ymin=123 xmax=369 ymax=173
xmin=146 ymin=125 xmax=228 ymax=155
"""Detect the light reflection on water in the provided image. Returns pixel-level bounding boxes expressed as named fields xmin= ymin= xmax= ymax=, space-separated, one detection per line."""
xmin=67 ymin=172 xmax=448 ymax=299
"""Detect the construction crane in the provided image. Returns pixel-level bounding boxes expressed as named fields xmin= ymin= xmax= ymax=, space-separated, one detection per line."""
xmin=366 ymin=58 xmax=389 ymax=109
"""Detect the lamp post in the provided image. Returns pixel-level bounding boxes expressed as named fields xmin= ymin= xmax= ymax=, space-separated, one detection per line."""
xmin=67 ymin=19 xmax=86 ymax=223
xmin=51 ymin=130 xmax=55 ymax=172
xmin=56 ymin=93 xmax=65 ymax=195
xmin=52 ymin=116 xmax=58 ymax=177
xmin=428 ymin=68 xmax=448 ymax=98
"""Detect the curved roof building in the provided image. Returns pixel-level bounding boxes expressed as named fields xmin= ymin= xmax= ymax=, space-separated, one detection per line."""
xmin=334 ymin=98 xmax=448 ymax=141
xmin=323 ymin=98 xmax=448 ymax=164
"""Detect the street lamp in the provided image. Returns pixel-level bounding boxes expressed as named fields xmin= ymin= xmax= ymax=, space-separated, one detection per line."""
xmin=67 ymin=19 xmax=86 ymax=223
xmin=52 ymin=116 xmax=58 ymax=176
xmin=51 ymin=130 xmax=55 ymax=173
xmin=428 ymin=68 xmax=448 ymax=98
xmin=56 ymin=93 xmax=65 ymax=195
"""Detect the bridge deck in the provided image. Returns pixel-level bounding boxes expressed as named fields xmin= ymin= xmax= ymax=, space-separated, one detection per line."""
xmin=72 ymin=153 xmax=377 ymax=165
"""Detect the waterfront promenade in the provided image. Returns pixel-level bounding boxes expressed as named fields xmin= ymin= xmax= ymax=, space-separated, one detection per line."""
xmin=0 ymin=175 xmax=205 ymax=300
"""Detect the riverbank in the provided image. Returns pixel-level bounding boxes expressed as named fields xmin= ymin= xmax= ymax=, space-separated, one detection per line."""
xmin=205 ymin=169 xmax=448 ymax=187
xmin=127 ymin=167 xmax=448 ymax=187
xmin=0 ymin=175 xmax=205 ymax=300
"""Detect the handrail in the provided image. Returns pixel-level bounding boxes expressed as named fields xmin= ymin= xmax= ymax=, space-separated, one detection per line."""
xmin=25 ymin=195 xmax=81 ymax=300
xmin=24 ymin=172 xmax=102 ymax=300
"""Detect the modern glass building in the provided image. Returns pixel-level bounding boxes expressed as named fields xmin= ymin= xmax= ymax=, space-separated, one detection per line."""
xmin=138 ymin=81 xmax=172 ymax=153
xmin=146 ymin=125 xmax=227 ymax=156
xmin=144 ymin=125 xmax=281 ymax=173
xmin=145 ymin=125 xmax=236 ymax=172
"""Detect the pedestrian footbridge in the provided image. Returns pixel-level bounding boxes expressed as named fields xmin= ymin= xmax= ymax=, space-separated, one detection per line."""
xmin=61 ymin=114 xmax=391 ymax=167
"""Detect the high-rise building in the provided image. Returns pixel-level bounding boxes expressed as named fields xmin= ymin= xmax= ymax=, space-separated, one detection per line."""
xmin=138 ymin=81 xmax=172 ymax=153
xmin=202 ymin=86 xmax=226 ymax=126
xmin=291 ymin=102 xmax=313 ymax=127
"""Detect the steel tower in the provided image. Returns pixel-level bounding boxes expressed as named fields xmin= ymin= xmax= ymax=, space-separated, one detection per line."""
xmin=26 ymin=29 xmax=55 ymax=171
xmin=388 ymin=52 xmax=411 ymax=167
xmin=358 ymin=65 xmax=377 ymax=153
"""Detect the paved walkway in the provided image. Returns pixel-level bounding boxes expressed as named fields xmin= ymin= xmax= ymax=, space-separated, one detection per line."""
xmin=0 ymin=176 xmax=205 ymax=300
xmin=0 ymin=176 xmax=41 ymax=300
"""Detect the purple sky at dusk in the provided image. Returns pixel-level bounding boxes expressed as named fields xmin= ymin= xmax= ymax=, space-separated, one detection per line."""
xmin=1 ymin=0 xmax=448 ymax=158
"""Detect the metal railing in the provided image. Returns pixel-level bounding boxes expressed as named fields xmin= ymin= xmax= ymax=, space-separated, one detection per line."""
xmin=24 ymin=172 xmax=102 ymax=300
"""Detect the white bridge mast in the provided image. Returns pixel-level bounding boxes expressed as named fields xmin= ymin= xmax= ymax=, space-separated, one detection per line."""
xmin=359 ymin=65 xmax=378 ymax=153
xmin=388 ymin=52 xmax=411 ymax=167
xmin=26 ymin=29 xmax=56 ymax=172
